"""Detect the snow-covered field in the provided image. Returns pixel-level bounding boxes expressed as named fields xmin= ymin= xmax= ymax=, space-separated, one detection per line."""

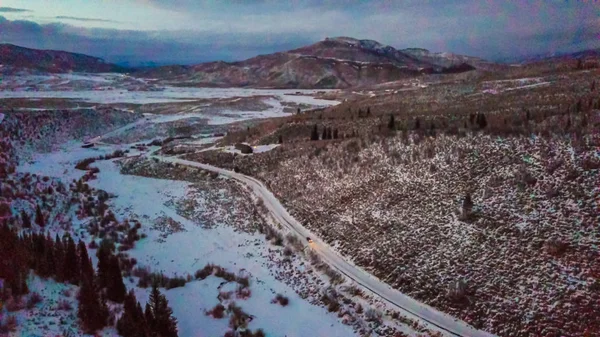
xmin=0 ymin=73 xmax=338 ymax=106
xmin=14 ymin=144 xmax=353 ymax=336
xmin=13 ymin=134 xmax=356 ymax=336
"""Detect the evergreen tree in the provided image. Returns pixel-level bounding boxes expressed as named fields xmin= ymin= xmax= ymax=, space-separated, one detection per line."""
xmin=78 ymin=242 xmax=108 ymax=333
xmin=147 ymin=284 xmax=178 ymax=337
xmin=367 ymin=107 xmax=371 ymax=116
xmin=54 ymin=234 xmax=65 ymax=282
xmin=333 ymin=129 xmax=339 ymax=139
xmin=78 ymin=241 xmax=93 ymax=282
xmin=43 ymin=233 xmax=56 ymax=278
xmin=118 ymin=290 xmax=148 ymax=337
xmin=469 ymin=113 xmax=476 ymax=126
xmin=63 ymin=234 xmax=80 ymax=285
xmin=476 ymin=113 xmax=487 ymax=129
xmin=415 ymin=117 xmax=421 ymax=130
xmin=106 ymin=255 xmax=126 ymax=303
xmin=296 ymin=107 xmax=301 ymax=114
xmin=388 ymin=115 xmax=396 ymax=130
xmin=137 ymin=303 xmax=148 ymax=336
xmin=96 ymin=240 xmax=112 ymax=289
xmin=326 ymin=127 xmax=332 ymax=140
xmin=0 ymin=223 xmax=29 ymax=296
xmin=35 ymin=204 xmax=45 ymax=227
xmin=77 ymin=272 xmax=108 ymax=333
xmin=462 ymin=193 xmax=473 ymax=220
xmin=21 ymin=210 xmax=31 ymax=228
xmin=278 ymin=135 xmax=283 ymax=144
xmin=322 ymin=127 xmax=327 ymax=140
xmin=145 ymin=303 xmax=155 ymax=332
xmin=576 ymin=100 xmax=582 ymax=112
xmin=32 ymin=232 xmax=48 ymax=276
xmin=592 ymin=81 xmax=596 ymax=91
xmin=310 ymin=125 xmax=319 ymax=141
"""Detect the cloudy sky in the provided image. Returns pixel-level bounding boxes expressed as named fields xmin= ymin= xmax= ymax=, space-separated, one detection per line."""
xmin=0 ymin=0 xmax=598 ymax=66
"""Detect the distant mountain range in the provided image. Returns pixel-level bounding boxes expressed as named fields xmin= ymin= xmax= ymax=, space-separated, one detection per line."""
xmin=0 ymin=44 xmax=125 ymax=74
xmin=1 ymin=39 xmax=598 ymax=88
xmin=136 ymin=37 xmax=486 ymax=88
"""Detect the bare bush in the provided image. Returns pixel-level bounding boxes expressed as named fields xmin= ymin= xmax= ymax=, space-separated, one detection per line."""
xmin=5 ymin=296 xmax=24 ymax=312
xmin=0 ymin=315 xmax=17 ymax=333
xmin=206 ymin=303 xmax=226 ymax=319
xmin=273 ymin=294 xmax=289 ymax=306
xmin=26 ymin=292 xmax=43 ymax=309
xmin=365 ymin=308 xmax=383 ymax=323
xmin=57 ymin=299 xmax=73 ymax=311
xmin=195 ymin=264 xmax=214 ymax=280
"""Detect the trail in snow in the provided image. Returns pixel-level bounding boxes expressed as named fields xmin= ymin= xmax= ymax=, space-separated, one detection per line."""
xmin=150 ymin=155 xmax=496 ymax=337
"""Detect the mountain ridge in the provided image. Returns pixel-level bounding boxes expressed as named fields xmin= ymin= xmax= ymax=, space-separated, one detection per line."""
xmin=0 ymin=43 xmax=126 ymax=74
xmin=136 ymin=37 xmax=484 ymax=88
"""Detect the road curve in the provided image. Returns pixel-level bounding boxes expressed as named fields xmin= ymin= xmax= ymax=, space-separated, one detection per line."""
xmin=152 ymin=155 xmax=496 ymax=337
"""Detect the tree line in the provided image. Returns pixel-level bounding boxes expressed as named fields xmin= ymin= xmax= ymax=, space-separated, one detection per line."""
xmin=0 ymin=222 xmax=178 ymax=336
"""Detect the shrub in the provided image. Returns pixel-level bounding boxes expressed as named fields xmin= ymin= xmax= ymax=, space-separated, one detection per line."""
xmin=327 ymin=300 xmax=340 ymax=312
xmin=215 ymin=267 xmax=236 ymax=282
xmin=252 ymin=329 xmax=266 ymax=337
xmin=283 ymin=246 xmax=294 ymax=256
xmin=75 ymin=157 xmax=97 ymax=170
xmin=236 ymin=286 xmax=251 ymax=300
xmin=26 ymin=292 xmax=43 ymax=309
xmin=165 ymin=276 xmax=187 ymax=290
xmin=206 ymin=304 xmax=226 ymax=319
xmin=272 ymin=232 xmax=284 ymax=246
xmin=5 ymin=296 xmax=24 ymax=312
xmin=228 ymin=302 xmax=249 ymax=330
xmin=365 ymin=308 xmax=382 ymax=323
xmin=274 ymin=294 xmax=289 ymax=306
xmin=219 ymin=291 xmax=232 ymax=301
xmin=236 ymin=275 xmax=250 ymax=288
xmin=0 ymin=315 xmax=17 ymax=333
xmin=57 ymin=299 xmax=73 ymax=311
xmin=324 ymin=266 xmax=344 ymax=285
xmin=195 ymin=264 xmax=214 ymax=280
xmin=285 ymin=234 xmax=303 ymax=250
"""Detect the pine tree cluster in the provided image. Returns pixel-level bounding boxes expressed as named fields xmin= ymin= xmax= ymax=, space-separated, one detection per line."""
xmin=0 ymin=222 xmax=179 ymax=335
xmin=310 ymin=125 xmax=339 ymax=141
xmin=117 ymin=284 xmax=179 ymax=337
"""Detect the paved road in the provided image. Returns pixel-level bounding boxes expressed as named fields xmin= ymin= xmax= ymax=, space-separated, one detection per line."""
xmin=152 ymin=155 xmax=496 ymax=337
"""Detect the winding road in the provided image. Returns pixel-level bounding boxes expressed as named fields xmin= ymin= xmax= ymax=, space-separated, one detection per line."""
xmin=151 ymin=155 xmax=495 ymax=337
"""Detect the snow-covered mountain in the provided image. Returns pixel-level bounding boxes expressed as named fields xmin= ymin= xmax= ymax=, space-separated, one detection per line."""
xmin=136 ymin=37 xmax=480 ymax=88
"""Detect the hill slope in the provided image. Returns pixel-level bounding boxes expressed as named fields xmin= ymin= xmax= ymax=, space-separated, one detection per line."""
xmin=137 ymin=37 xmax=479 ymax=88
xmin=0 ymin=44 xmax=126 ymax=73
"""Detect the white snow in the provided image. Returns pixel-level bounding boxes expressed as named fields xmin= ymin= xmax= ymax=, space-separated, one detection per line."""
xmin=153 ymin=156 xmax=497 ymax=337
xmin=17 ymin=146 xmax=355 ymax=336
xmin=252 ymin=144 xmax=281 ymax=153
xmin=504 ymin=82 xmax=551 ymax=91
xmin=19 ymin=141 xmax=125 ymax=180
xmin=88 ymin=159 xmax=354 ymax=337
xmin=0 ymin=77 xmax=339 ymax=106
